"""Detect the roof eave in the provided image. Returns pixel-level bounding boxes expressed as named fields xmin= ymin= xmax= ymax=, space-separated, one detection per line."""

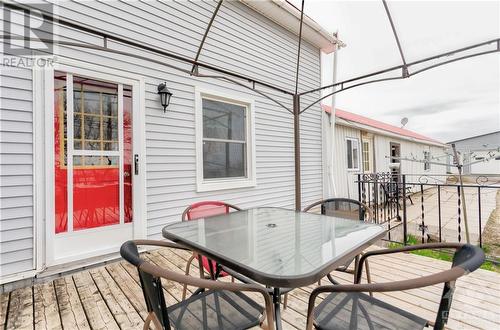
xmin=239 ymin=0 xmax=339 ymax=53
xmin=337 ymin=118 xmax=447 ymax=148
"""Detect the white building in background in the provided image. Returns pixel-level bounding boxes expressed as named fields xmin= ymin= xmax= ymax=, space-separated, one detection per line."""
xmin=448 ymin=131 xmax=500 ymax=175
xmin=322 ymin=105 xmax=447 ymax=199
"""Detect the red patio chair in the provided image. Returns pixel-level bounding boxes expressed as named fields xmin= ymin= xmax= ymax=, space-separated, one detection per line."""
xmin=181 ymin=201 xmax=241 ymax=299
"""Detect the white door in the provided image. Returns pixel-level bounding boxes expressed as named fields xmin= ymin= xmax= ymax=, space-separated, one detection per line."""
xmin=45 ymin=65 xmax=145 ymax=266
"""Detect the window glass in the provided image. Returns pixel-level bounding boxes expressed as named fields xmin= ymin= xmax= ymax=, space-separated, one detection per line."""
xmin=347 ymin=138 xmax=359 ymax=170
xmin=203 ymin=141 xmax=246 ymax=178
xmin=362 ymin=141 xmax=370 ymax=172
xmin=61 ymin=78 xmax=120 ymax=167
xmin=203 ymin=99 xmax=246 ymax=141
xmin=202 ymin=97 xmax=247 ymax=179
xmin=424 ymin=151 xmax=431 ymax=170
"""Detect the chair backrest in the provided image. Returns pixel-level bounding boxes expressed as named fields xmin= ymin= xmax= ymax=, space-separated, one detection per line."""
xmin=303 ymin=198 xmax=373 ymax=221
xmin=434 ymin=244 xmax=485 ymax=329
xmin=120 ymin=241 xmax=170 ymax=329
xmin=182 ymin=201 xmax=241 ymax=221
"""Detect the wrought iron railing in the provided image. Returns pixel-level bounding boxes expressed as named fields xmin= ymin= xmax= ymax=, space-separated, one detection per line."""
xmin=357 ymin=173 xmax=500 ymax=254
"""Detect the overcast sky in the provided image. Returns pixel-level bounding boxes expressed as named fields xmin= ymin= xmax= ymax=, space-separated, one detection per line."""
xmin=291 ymin=0 xmax=500 ymax=142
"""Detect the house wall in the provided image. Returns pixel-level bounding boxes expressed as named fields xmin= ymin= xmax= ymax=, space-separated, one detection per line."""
xmin=331 ymin=124 xmax=363 ymax=199
xmin=331 ymin=123 xmax=447 ymax=200
xmin=0 ymin=1 xmax=323 ymax=280
xmin=373 ymin=135 xmax=447 ymax=181
xmin=0 ymin=66 xmax=35 ymax=278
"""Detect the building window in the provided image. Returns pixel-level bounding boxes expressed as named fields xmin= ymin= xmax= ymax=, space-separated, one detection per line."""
xmin=346 ymin=138 xmax=360 ymax=170
xmin=362 ymin=141 xmax=370 ymax=172
xmin=196 ymin=89 xmax=255 ymax=192
xmin=424 ymin=150 xmax=431 ymax=171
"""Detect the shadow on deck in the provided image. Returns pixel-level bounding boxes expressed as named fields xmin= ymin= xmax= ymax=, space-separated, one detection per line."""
xmin=1 ymin=248 xmax=499 ymax=329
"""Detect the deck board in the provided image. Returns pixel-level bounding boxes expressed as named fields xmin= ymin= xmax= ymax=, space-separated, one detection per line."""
xmin=53 ymin=276 xmax=90 ymax=329
xmin=33 ymin=282 xmax=62 ymax=330
xmin=2 ymin=247 xmax=500 ymax=330
xmin=1 ymin=292 xmax=10 ymax=328
xmin=6 ymin=287 xmax=33 ymax=329
xmin=72 ymin=272 xmax=119 ymax=330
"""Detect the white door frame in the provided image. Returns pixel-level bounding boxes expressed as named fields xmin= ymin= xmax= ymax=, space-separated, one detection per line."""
xmin=35 ymin=59 xmax=147 ymax=269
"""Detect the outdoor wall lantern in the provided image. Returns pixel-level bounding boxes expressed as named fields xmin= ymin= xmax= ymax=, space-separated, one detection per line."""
xmin=157 ymin=82 xmax=173 ymax=112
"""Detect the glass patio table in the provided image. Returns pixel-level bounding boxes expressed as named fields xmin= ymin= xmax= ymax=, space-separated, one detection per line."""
xmin=162 ymin=207 xmax=386 ymax=329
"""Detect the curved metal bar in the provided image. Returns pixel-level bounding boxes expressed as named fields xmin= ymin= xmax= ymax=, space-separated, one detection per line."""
xmin=195 ymin=73 xmax=293 ymax=113
xmin=2 ymin=1 xmax=294 ymax=96
xmin=191 ymin=0 xmax=224 ymax=74
xmin=300 ymin=76 xmax=405 ymax=114
xmin=382 ymin=0 xmax=408 ymax=69
xmin=300 ymin=37 xmax=500 ymax=97
xmin=1 ymin=35 xmax=292 ymax=113
xmin=409 ymin=49 xmax=500 ymax=76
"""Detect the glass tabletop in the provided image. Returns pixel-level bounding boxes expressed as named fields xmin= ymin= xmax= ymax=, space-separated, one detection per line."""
xmin=163 ymin=207 xmax=386 ymax=287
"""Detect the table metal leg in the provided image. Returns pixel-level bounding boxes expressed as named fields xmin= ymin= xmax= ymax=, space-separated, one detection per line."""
xmin=273 ymin=287 xmax=282 ymax=330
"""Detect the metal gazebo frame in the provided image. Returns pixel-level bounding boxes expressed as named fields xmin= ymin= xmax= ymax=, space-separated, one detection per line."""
xmin=3 ymin=0 xmax=499 ymax=210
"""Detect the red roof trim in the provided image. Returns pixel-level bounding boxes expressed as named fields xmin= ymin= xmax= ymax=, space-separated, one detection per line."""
xmin=322 ymin=104 xmax=443 ymax=144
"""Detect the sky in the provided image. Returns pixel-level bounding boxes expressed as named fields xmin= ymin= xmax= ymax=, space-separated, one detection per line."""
xmin=291 ymin=0 xmax=500 ymax=143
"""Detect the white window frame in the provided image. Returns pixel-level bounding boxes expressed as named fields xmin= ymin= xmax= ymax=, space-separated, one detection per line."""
xmin=195 ymin=87 xmax=256 ymax=192
xmin=346 ymin=137 xmax=360 ymax=171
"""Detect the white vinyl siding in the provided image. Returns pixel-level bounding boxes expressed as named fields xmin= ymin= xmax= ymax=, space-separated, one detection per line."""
xmin=0 ymin=66 xmax=34 ymax=277
xmin=1 ymin=0 xmax=323 ymax=280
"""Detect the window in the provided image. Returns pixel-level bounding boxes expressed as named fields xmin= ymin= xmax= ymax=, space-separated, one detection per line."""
xmin=362 ymin=141 xmax=370 ymax=172
xmin=346 ymin=138 xmax=360 ymax=170
xmin=56 ymin=73 xmax=132 ymax=168
xmin=423 ymin=150 xmax=431 ymax=171
xmin=196 ymin=89 xmax=255 ymax=191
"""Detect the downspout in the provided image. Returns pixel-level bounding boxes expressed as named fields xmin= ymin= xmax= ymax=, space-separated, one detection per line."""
xmin=327 ymin=32 xmax=339 ymax=197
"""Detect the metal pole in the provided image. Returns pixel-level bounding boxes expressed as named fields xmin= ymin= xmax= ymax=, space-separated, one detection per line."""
xmin=292 ymin=0 xmax=304 ymax=212
xmin=402 ymin=175 xmax=407 ymax=245
xmin=382 ymin=0 xmax=408 ymax=75
xmin=191 ymin=0 xmax=224 ymax=74
xmin=452 ymin=144 xmax=471 ymax=243
xmin=327 ymin=31 xmax=339 ymax=197
xmin=294 ymin=94 xmax=301 ymax=211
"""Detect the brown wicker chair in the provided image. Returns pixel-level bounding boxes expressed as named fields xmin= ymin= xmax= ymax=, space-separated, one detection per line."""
xmin=303 ymin=198 xmax=374 ymax=289
xmin=306 ymin=243 xmax=485 ymax=330
xmin=120 ymin=240 xmax=275 ymax=330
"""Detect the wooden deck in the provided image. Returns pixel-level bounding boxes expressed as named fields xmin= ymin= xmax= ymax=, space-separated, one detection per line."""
xmin=1 ymin=247 xmax=499 ymax=330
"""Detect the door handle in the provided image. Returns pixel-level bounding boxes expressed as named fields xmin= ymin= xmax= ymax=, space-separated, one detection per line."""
xmin=134 ymin=154 xmax=139 ymax=175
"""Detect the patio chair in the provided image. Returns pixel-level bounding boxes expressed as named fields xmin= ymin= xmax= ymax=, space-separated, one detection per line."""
xmin=381 ymin=182 xmax=414 ymax=206
xmin=181 ymin=201 xmax=241 ymax=299
xmin=306 ymin=243 xmax=485 ymax=330
xmin=303 ymin=198 xmax=374 ymax=289
xmin=120 ymin=240 xmax=275 ymax=330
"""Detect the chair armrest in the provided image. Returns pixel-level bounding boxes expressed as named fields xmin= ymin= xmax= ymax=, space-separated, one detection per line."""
xmin=355 ymin=243 xmax=463 ymax=283
xmin=140 ymin=261 xmax=275 ymax=330
xmin=132 ymin=239 xmax=191 ymax=251
xmin=306 ymin=266 xmax=465 ymax=330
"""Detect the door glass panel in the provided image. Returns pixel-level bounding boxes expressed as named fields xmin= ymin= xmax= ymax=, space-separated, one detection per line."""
xmin=54 ymin=72 xmax=133 ymax=233
xmin=73 ymin=156 xmax=120 ymax=231
xmin=54 ymin=71 xmax=68 ymax=233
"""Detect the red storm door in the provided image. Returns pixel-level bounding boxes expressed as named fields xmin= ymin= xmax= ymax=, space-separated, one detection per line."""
xmin=54 ymin=71 xmax=133 ymax=238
